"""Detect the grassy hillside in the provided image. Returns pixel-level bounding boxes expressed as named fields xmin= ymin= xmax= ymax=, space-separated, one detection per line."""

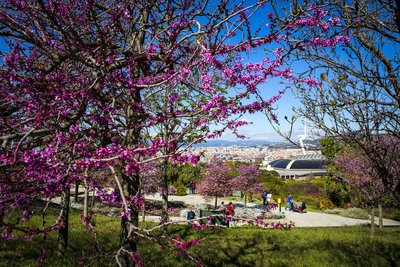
xmin=1 ymin=209 xmax=400 ymax=266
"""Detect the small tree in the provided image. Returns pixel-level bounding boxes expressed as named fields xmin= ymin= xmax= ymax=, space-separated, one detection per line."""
xmin=231 ymin=165 xmax=263 ymax=206
xmin=197 ymin=160 xmax=232 ymax=209
xmin=334 ymin=148 xmax=385 ymax=235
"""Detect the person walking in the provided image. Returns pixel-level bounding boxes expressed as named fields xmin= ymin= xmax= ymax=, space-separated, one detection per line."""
xmin=189 ymin=181 xmax=193 ymax=194
xmin=287 ymin=194 xmax=293 ymax=211
xmin=192 ymin=181 xmax=196 ymax=194
xmin=262 ymin=191 xmax=267 ymax=206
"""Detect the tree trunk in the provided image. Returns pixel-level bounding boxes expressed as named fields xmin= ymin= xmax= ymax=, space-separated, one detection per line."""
xmin=370 ymin=206 xmax=375 ymax=237
xmin=83 ymin=184 xmax=89 ymax=218
xmin=378 ymin=203 xmax=383 ymax=229
xmin=74 ymin=182 xmax=79 ymax=202
xmin=142 ymin=196 xmax=146 ymax=223
xmin=117 ymin=174 xmax=140 ymax=267
xmin=91 ymin=189 xmax=95 ymax=209
xmin=215 ymin=196 xmax=218 ymax=210
xmin=57 ymin=188 xmax=70 ymax=256
xmin=160 ymin=159 xmax=169 ymax=224
xmin=244 ymin=194 xmax=247 ymax=207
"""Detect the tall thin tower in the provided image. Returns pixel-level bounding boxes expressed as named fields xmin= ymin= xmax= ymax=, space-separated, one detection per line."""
xmin=298 ymin=124 xmax=309 ymax=155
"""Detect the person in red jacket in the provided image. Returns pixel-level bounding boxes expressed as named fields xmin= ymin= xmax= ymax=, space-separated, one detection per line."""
xmin=227 ymin=202 xmax=235 ymax=216
xmin=192 ymin=181 xmax=196 ymax=194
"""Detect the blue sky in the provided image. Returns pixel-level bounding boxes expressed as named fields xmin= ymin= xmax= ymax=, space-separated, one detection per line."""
xmin=219 ymin=80 xmax=306 ymax=142
xmin=217 ymin=1 xmax=309 ymax=142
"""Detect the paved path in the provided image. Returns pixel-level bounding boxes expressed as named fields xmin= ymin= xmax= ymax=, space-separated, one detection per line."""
xmin=282 ymin=210 xmax=400 ymax=227
xmin=145 ymin=193 xmax=400 ymax=227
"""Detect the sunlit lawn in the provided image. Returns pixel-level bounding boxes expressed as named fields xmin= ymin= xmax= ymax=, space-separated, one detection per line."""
xmin=1 ymin=209 xmax=400 ymax=266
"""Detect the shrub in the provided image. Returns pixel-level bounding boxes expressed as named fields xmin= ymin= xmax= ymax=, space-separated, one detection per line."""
xmin=285 ymin=181 xmax=308 ymax=198
xmin=305 ymin=183 xmax=323 ymax=197
xmin=174 ymin=183 xmax=187 ymax=196
xmin=383 ymin=208 xmax=400 ymax=221
xmin=319 ymin=198 xmax=335 ymax=210
xmin=310 ymin=177 xmax=327 ymax=189
xmin=296 ymin=195 xmax=321 ymax=210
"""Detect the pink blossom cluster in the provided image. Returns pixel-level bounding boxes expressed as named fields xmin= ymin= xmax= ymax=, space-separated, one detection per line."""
xmin=171 ymin=236 xmax=204 ymax=251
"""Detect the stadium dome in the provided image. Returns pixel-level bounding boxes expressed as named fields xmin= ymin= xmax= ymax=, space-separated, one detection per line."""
xmin=266 ymin=154 xmax=327 ymax=179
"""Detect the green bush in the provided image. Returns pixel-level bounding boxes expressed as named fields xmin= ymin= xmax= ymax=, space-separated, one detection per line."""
xmin=322 ymin=175 xmax=351 ymax=208
xmin=285 ymin=180 xmax=307 ymax=197
xmin=173 ymin=183 xmax=188 ymax=196
xmin=319 ymin=198 xmax=336 ymax=210
xmin=311 ymin=177 xmax=327 ymax=189
xmin=383 ymin=208 xmax=400 ymax=221
xmin=260 ymin=171 xmax=286 ymax=196
xmin=296 ymin=195 xmax=321 ymax=210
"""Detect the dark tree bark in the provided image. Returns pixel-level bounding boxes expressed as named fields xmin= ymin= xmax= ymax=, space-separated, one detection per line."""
xmin=74 ymin=182 xmax=79 ymax=203
xmin=57 ymin=188 xmax=70 ymax=256
xmin=160 ymin=158 xmax=169 ymax=224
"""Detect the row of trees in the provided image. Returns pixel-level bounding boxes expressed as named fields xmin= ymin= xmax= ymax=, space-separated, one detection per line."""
xmin=197 ymin=160 xmax=263 ymax=209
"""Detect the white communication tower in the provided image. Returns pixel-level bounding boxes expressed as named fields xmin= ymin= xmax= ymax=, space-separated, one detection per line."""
xmin=298 ymin=124 xmax=309 ymax=155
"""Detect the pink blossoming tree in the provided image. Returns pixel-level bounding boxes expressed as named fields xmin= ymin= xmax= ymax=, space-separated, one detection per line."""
xmin=197 ymin=160 xmax=233 ymax=209
xmin=334 ymin=136 xmax=400 ymax=233
xmin=231 ymin=164 xmax=263 ymax=207
xmin=0 ymin=0 xmax=345 ymax=265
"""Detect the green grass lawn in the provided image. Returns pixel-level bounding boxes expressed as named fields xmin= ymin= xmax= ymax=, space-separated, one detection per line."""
xmin=1 ymin=209 xmax=400 ymax=267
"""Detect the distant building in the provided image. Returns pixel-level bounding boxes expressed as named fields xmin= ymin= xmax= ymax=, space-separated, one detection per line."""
xmin=263 ymin=154 xmax=327 ymax=179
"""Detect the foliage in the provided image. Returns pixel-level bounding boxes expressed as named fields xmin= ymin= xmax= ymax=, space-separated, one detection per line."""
xmin=320 ymin=137 xmax=344 ymax=162
xmin=382 ymin=208 xmax=400 ymax=221
xmin=231 ymin=164 xmax=263 ymax=205
xmin=174 ymin=183 xmax=188 ymax=196
xmin=334 ymin=148 xmax=385 ymax=206
xmin=322 ymin=176 xmax=351 ymax=208
xmin=297 ymin=195 xmax=321 ymax=210
xmin=285 ymin=180 xmax=307 ymax=198
xmin=197 ymin=160 xmax=233 ymax=207
xmin=319 ymin=198 xmax=336 ymax=210
xmin=259 ymin=170 xmax=286 ymax=197
xmin=170 ymin=163 xmax=204 ymax=195
xmin=225 ymin=161 xmax=240 ymax=177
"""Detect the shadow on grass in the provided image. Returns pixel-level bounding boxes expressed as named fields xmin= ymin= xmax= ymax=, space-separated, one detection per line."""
xmin=189 ymin=227 xmax=400 ymax=267
xmin=313 ymin=236 xmax=400 ymax=266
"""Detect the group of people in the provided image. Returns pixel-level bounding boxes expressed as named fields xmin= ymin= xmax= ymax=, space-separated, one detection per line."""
xmin=188 ymin=181 xmax=196 ymax=194
xmin=187 ymin=201 xmax=235 ymax=222
xmin=261 ymin=191 xmax=271 ymax=206
xmin=219 ymin=201 xmax=235 ymax=216
xmin=187 ymin=192 xmax=306 ymax=222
